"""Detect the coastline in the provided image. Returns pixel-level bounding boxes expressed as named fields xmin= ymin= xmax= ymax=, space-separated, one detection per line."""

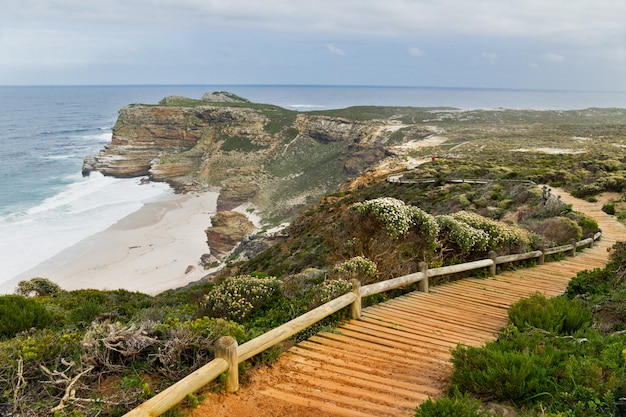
xmin=0 ymin=190 xmax=219 ymax=295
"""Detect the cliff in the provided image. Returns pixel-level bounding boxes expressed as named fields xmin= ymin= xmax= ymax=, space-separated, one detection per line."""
xmin=83 ymin=93 xmax=433 ymax=223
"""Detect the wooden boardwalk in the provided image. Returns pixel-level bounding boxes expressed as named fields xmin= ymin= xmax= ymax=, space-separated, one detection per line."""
xmin=193 ymin=190 xmax=626 ymax=417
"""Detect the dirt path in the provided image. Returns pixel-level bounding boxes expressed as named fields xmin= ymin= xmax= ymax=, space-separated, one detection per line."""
xmin=190 ymin=190 xmax=626 ymax=417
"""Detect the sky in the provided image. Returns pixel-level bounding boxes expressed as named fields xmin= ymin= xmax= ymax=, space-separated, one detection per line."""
xmin=0 ymin=0 xmax=625 ymax=91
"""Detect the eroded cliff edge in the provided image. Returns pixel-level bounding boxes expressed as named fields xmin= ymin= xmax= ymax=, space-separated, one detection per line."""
xmin=83 ymin=93 xmax=434 ymax=223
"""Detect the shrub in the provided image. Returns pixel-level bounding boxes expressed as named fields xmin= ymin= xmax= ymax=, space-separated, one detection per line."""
xmin=530 ymin=217 xmax=582 ymax=246
xmin=415 ymin=392 xmax=500 ymax=417
xmin=451 ymin=211 xmax=534 ymax=252
xmin=602 ymin=203 xmax=616 ymax=215
xmin=202 ymin=275 xmax=283 ymax=322
xmin=16 ymin=277 xmax=62 ymax=297
xmin=351 ymin=197 xmax=439 ymax=244
xmin=566 ymin=211 xmax=599 ymax=237
xmin=332 ymin=256 xmax=378 ymax=283
xmin=351 ymin=197 xmax=419 ymax=239
xmin=0 ymin=295 xmax=53 ymax=338
xmin=608 ymin=241 xmax=626 ymax=268
xmin=435 ymin=215 xmax=489 ymax=254
xmin=39 ymin=289 xmax=154 ymax=328
xmin=566 ymin=268 xmax=613 ymax=298
xmin=508 ymin=293 xmax=591 ymax=335
xmin=307 ymin=279 xmax=353 ymax=309
xmin=451 ymin=341 xmax=550 ymax=403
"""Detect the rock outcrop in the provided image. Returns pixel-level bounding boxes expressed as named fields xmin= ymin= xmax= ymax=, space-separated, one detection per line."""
xmin=205 ymin=211 xmax=256 ymax=261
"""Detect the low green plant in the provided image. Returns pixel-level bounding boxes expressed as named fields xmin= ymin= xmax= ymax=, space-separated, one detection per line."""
xmin=508 ymin=293 xmax=591 ymax=334
xmin=306 ymin=279 xmax=352 ymax=309
xmin=0 ymin=295 xmax=53 ymax=338
xmin=16 ymin=277 xmax=62 ymax=297
xmin=202 ymin=275 xmax=283 ymax=322
xmin=415 ymin=395 xmax=499 ymax=417
xmin=332 ymin=256 xmax=378 ymax=282
xmin=435 ymin=214 xmax=489 ymax=254
xmin=603 ymin=203 xmax=617 ymax=215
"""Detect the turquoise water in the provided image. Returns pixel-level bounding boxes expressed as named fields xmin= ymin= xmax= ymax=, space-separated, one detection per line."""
xmin=1 ymin=84 xmax=625 ymax=286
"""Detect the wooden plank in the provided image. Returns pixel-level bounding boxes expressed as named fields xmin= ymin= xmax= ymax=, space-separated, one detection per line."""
xmin=363 ymin=310 xmax=496 ymax=341
xmin=291 ymin=342 xmax=446 ymax=376
xmin=329 ymin=326 xmax=455 ymax=358
xmin=268 ymin=381 xmax=413 ymax=416
xmin=301 ymin=336 xmax=450 ymax=368
xmin=289 ymin=342 xmax=450 ymax=377
xmin=341 ymin=320 xmax=471 ymax=349
xmin=261 ymin=388 xmax=381 ymax=417
xmin=313 ymin=331 xmax=453 ymax=363
xmin=367 ymin=300 xmax=504 ymax=332
xmin=359 ymin=315 xmax=487 ymax=345
xmin=295 ymin=341 xmax=443 ymax=392
xmin=279 ymin=372 xmax=425 ymax=410
xmin=284 ymin=354 xmax=436 ymax=400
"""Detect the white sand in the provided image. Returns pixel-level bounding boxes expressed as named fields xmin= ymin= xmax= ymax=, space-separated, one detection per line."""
xmin=2 ymin=191 xmax=219 ymax=295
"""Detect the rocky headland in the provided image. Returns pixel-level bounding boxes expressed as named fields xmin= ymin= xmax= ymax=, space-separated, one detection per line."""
xmin=82 ymin=92 xmax=428 ymax=226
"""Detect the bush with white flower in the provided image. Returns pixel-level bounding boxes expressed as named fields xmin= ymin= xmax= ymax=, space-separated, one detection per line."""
xmin=352 ymin=197 xmax=417 ymax=239
xmin=203 ymin=275 xmax=282 ymax=323
xmin=452 ymin=211 xmax=533 ymax=250
xmin=351 ymin=198 xmax=440 ymax=248
xmin=435 ymin=215 xmax=489 ymax=254
xmin=307 ymin=279 xmax=353 ymax=309
xmin=411 ymin=205 xmax=441 ymax=249
xmin=333 ymin=256 xmax=378 ymax=280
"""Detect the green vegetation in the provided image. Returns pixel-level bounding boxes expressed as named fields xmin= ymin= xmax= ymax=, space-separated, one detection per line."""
xmin=415 ymin=391 xmax=503 ymax=417
xmin=0 ymin=295 xmax=52 ymax=338
xmin=418 ymin=242 xmax=626 ymax=417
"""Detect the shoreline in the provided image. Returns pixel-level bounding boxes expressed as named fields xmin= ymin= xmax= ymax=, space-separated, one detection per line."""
xmin=0 ymin=190 xmax=219 ymax=295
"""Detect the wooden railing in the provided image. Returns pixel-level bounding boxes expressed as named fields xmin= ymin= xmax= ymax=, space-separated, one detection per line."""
xmin=123 ymin=231 xmax=602 ymax=417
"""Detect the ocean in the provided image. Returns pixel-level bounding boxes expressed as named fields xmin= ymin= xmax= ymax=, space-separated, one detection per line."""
xmin=1 ymin=84 xmax=626 ymax=290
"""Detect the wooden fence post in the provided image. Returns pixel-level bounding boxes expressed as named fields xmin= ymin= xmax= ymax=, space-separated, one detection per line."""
xmin=588 ymin=233 xmax=595 ymax=248
xmin=215 ymin=336 xmax=238 ymax=392
xmin=570 ymin=238 xmax=577 ymax=257
xmin=350 ymin=279 xmax=361 ymax=320
xmin=488 ymin=251 xmax=498 ymax=276
xmin=539 ymin=246 xmax=545 ymax=265
xmin=418 ymin=262 xmax=429 ymax=293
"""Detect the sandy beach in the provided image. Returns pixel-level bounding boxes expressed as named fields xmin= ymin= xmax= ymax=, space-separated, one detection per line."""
xmin=0 ymin=191 xmax=219 ymax=295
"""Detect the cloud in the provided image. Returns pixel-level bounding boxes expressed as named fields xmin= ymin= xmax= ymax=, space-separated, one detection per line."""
xmin=545 ymin=53 xmax=565 ymax=62
xmin=0 ymin=28 xmax=133 ymax=67
xmin=481 ymin=52 xmax=498 ymax=65
xmin=326 ymin=43 xmax=346 ymax=56
xmin=408 ymin=47 xmax=425 ymax=57
xmin=4 ymin=0 xmax=626 ymax=43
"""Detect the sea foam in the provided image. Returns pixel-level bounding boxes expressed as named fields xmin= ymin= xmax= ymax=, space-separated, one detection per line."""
xmin=0 ymin=172 xmax=172 ymax=286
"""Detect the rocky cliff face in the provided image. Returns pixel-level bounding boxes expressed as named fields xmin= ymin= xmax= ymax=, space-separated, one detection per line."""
xmin=83 ymin=93 xmax=429 ymax=223
xmin=204 ymin=211 xmax=256 ymax=263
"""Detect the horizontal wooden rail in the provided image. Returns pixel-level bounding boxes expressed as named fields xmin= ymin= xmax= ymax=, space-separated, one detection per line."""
xmin=544 ymin=243 xmax=575 ymax=255
xmin=237 ymin=292 xmax=357 ymax=362
xmin=495 ymin=250 xmax=543 ymax=265
xmin=428 ymin=259 xmax=494 ymax=277
xmin=576 ymin=237 xmax=593 ymax=248
xmin=123 ymin=229 xmax=602 ymax=417
xmin=360 ymin=271 xmax=425 ymax=297
xmin=123 ymin=358 xmax=229 ymax=417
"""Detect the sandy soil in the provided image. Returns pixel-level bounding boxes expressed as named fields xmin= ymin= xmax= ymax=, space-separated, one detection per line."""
xmin=2 ymin=191 xmax=219 ymax=295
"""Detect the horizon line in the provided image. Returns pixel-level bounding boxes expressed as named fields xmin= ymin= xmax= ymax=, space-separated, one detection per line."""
xmin=0 ymin=83 xmax=623 ymax=95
